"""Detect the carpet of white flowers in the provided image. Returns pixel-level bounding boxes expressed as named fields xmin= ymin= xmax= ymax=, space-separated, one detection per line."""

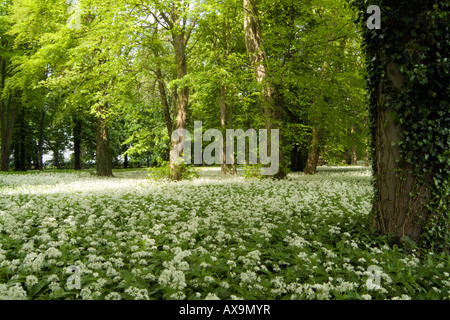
xmin=0 ymin=167 xmax=448 ymax=300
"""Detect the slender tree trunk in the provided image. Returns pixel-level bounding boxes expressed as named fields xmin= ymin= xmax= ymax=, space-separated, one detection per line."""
xmin=217 ymin=20 xmax=231 ymax=175
xmin=73 ymin=116 xmax=82 ymax=170
xmin=220 ymin=84 xmax=230 ymax=174
xmin=37 ymin=107 xmax=45 ymax=171
xmin=54 ymin=150 xmax=60 ymax=170
xmin=351 ymin=148 xmax=358 ymax=166
xmin=32 ymin=150 xmax=39 ymax=170
xmin=304 ymin=29 xmax=341 ymax=175
xmin=0 ymin=59 xmax=16 ymax=172
xmin=156 ymin=67 xmax=173 ymax=140
xmin=161 ymin=1 xmax=198 ymax=181
xmin=152 ymin=24 xmax=174 ymax=143
xmin=14 ymin=105 xmax=27 ymax=172
xmin=155 ymin=65 xmax=174 ymax=163
xmin=303 ymin=126 xmax=320 ymax=175
xmin=350 ymin=126 xmax=357 ymax=165
xmin=365 ymin=147 xmax=369 ymax=167
xmin=228 ymin=96 xmax=237 ymax=176
xmin=124 ymin=152 xmax=128 ymax=169
xmin=169 ymin=33 xmax=189 ymax=180
xmin=96 ymin=104 xmax=113 ymax=177
xmin=243 ymin=0 xmax=284 ymax=178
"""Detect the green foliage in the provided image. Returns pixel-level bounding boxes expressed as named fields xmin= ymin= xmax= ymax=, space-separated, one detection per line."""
xmin=354 ymin=0 xmax=449 ymax=250
xmin=147 ymin=161 xmax=171 ymax=181
xmin=147 ymin=160 xmax=199 ymax=181
xmin=242 ymin=163 xmax=263 ymax=179
xmin=2 ymin=0 xmax=371 ymax=175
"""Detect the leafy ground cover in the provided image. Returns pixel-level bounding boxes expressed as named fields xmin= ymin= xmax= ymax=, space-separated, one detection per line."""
xmin=0 ymin=167 xmax=448 ymax=300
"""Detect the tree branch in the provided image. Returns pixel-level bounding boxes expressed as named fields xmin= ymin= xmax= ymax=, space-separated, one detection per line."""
xmin=184 ymin=13 xmax=198 ymax=46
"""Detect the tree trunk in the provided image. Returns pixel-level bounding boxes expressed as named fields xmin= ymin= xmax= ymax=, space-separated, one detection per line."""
xmin=156 ymin=67 xmax=173 ymax=140
xmin=53 ymin=150 xmax=60 ymax=170
xmin=152 ymin=24 xmax=174 ymax=141
xmin=31 ymin=150 xmax=39 ymax=170
xmin=96 ymin=104 xmax=113 ymax=177
xmin=243 ymin=0 xmax=273 ymax=127
xmin=169 ymin=32 xmax=189 ymax=180
xmin=350 ymin=126 xmax=357 ymax=165
xmin=243 ymin=0 xmax=284 ymax=178
xmin=220 ymin=84 xmax=231 ymax=175
xmin=73 ymin=116 xmax=82 ymax=170
xmin=162 ymin=1 xmax=198 ymax=181
xmin=159 ymin=2 xmax=198 ymax=180
xmin=0 ymin=59 xmax=16 ymax=172
xmin=371 ymin=59 xmax=431 ymax=244
xmin=303 ymin=126 xmax=320 ymax=175
xmin=217 ymin=17 xmax=232 ymax=175
xmin=351 ymin=148 xmax=358 ymax=166
xmin=37 ymin=107 xmax=45 ymax=171
xmin=14 ymin=105 xmax=27 ymax=172
xmin=124 ymin=152 xmax=128 ymax=169
xmin=364 ymin=147 xmax=369 ymax=167
xmin=228 ymin=96 xmax=237 ymax=176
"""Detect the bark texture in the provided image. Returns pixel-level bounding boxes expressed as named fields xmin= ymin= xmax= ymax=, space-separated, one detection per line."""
xmin=243 ymin=0 xmax=284 ymax=178
xmin=371 ymin=60 xmax=431 ymax=243
xmin=160 ymin=4 xmax=197 ymax=180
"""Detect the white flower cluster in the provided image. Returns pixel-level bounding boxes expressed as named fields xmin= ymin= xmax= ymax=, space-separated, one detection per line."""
xmin=158 ymin=269 xmax=187 ymax=291
xmin=0 ymin=167 xmax=448 ymax=300
xmin=0 ymin=284 xmax=27 ymax=300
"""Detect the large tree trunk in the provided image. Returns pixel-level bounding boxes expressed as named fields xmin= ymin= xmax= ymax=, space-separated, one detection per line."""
xmin=359 ymin=2 xmax=450 ymax=247
xmin=96 ymin=104 xmax=113 ymax=177
xmin=243 ymin=0 xmax=284 ymax=178
xmin=303 ymin=126 xmax=320 ymax=175
xmin=371 ymin=60 xmax=431 ymax=244
xmin=73 ymin=116 xmax=82 ymax=170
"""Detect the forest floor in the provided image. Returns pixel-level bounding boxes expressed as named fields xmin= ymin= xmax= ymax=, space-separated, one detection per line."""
xmin=0 ymin=167 xmax=448 ymax=300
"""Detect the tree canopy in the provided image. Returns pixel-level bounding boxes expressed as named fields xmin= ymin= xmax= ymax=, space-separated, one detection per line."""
xmin=0 ymin=0 xmax=369 ymax=176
